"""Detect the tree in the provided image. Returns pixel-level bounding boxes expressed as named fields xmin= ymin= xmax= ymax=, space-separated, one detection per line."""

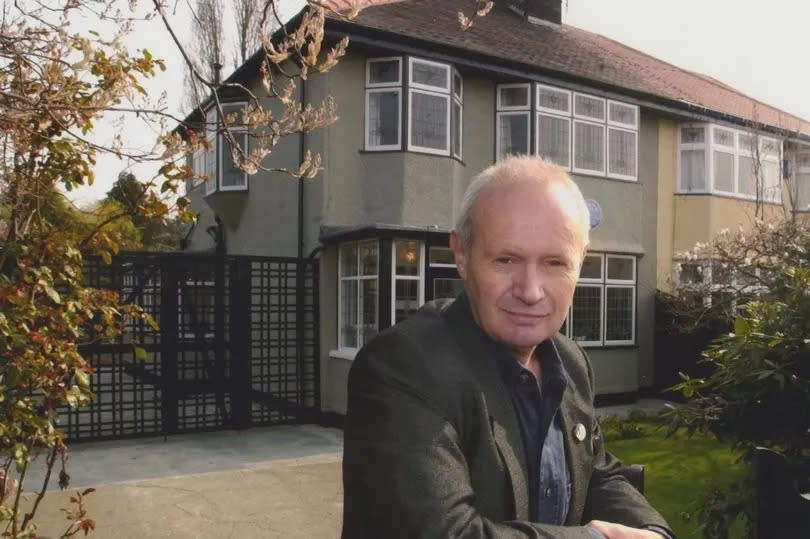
xmin=666 ymin=219 xmax=810 ymax=537
xmin=0 ymin=1 xmax=488 ymax=535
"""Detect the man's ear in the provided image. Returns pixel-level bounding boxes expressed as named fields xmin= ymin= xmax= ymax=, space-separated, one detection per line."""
xmin=449 ymin=230 xmax=467 ymax=279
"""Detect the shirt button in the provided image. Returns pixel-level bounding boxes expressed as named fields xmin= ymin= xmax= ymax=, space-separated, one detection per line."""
xmin=544 ymin=487 xmax=552 ymax=498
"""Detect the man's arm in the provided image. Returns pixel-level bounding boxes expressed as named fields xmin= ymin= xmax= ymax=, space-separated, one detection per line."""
xmin=341 ymin=333 xmax=595 ymax=539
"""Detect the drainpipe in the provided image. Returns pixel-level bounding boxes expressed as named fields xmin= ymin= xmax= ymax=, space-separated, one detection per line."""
xmin=296 ymin=75 xmax=307 ymax=418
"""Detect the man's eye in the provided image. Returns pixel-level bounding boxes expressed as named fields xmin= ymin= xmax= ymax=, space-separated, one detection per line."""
xmin=495 ymin=257 xmax=513 ymax=264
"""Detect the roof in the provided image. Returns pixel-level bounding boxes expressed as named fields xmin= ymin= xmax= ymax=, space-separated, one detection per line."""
xmin=322 ymin=0 xmax=810 ymax=137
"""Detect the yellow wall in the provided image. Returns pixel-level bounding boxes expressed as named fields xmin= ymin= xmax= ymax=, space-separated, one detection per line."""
xmin=656 ymin=120 xmax=678 ymax=292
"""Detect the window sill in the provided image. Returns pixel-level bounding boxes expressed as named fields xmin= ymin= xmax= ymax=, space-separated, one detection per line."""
xmin=358 ymin=149 xmax=466 ymax=165
xmin=675 ymin=191 xmax=782 ymax=205
xmin=577 ymin=343 xmax=639 ymax=350
xmin=329 ymin=348 xmax=358 ymax=361
xmin=569 ymin=170 xmax=638 ymax=183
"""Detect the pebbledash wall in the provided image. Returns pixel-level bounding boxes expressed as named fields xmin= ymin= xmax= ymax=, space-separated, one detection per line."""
xmin=185 ymin=47 xmax=665 ymax=416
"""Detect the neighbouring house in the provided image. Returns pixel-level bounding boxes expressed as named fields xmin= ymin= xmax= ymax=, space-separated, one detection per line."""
xmin=180 ymin=0 xmax=810 ymax=416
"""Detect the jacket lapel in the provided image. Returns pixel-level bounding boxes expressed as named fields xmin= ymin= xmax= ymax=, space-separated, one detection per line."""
xmin=442 ymin=298 xmax=530 ymax=520
xmin=558 ymin=390 xmax=587 ymax=525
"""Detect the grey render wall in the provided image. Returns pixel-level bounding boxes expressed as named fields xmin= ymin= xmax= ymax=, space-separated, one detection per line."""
xmin=572 ymin=113 xmax=659 ymax=394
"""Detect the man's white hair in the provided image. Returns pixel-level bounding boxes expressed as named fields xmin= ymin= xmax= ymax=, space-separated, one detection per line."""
xmin=455 ymin=156 xmax=590 ymax=253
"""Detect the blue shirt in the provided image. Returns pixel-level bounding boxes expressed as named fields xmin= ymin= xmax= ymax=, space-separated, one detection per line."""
xmin=492 ymin=338 xmax=570 ymax=524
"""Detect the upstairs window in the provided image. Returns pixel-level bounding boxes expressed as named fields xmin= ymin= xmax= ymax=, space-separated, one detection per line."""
xmin=192 ymin=102 xmax=249 ymax=195
xmin=496 ymin=83 xmax=638 ymax=181
xmin=365 ymin=57 xmax=462 ymax=157
xmin=678 ymin=123 xmax=781 ymax=203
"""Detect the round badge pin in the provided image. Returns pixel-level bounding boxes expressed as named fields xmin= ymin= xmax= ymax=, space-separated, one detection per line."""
xmin=573 ymin=423 xmax=587 ymax=443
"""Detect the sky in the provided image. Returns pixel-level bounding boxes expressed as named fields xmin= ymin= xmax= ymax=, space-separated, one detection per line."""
xmin=66 ymin=0 xmax=810 ymax=204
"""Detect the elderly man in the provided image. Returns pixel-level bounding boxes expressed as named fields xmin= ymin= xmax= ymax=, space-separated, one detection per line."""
xmin=342 ymin=157 xmax=673 ymax=539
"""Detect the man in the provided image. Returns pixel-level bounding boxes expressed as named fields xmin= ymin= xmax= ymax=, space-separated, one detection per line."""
xmin=342 ymin=156 xmax=673 ymax=538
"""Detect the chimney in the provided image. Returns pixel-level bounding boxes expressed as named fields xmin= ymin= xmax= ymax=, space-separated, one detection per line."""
xmin=510 ymin=0 xmax=562 ymax=26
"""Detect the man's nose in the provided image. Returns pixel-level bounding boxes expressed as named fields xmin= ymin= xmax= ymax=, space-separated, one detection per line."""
xmin=513 ymin=265 xmax=545 ymax=304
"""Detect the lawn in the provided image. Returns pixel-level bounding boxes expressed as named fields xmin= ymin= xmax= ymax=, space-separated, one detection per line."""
xmin=601 ymin=416 xmax=747 ymax=539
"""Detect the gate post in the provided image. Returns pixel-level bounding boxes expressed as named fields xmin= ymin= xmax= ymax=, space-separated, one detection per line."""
xmin=230 ymin=257 xmax=253 ymax=429
xmin=160 ymin=258 xmax=179 ymax=435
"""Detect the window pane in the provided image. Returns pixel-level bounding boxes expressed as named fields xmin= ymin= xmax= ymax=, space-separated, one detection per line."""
xmin=221 ymin=103 xmax=246 ymax=126
xmin=713 ymin=151 xmax=734 ymax=192
xmin=360 ymin=241 xmax=377 ymax=276
xmin=680 ymin=149 xmax=705 ymax=191
xmin=799 ymin=150 xmax=810 ymax=168
xmin=205 ymin=145 xmax=216 ymax=183
xmin=605 ymin=287 xmax=633 ymax=342
xmin=367 ymin=90 xmax=400 ymax=147
xmin=498 ymin=85 xmax=529 ymax=108
xmin=368 ymin=59 xmax=399 ymax=85
xmin=579 ymin=255 xmax=602 ymax=280
xmin=341 ymin=243 xmax=358 ymax=276
xmin=681 ymin=127 xmax=704 ymax=144
xmin=429 ymin=247 xmax=455 ymax=266
xmin=453 ymin=72 xmax=463 ymax=99
xmin=537 ymin=86 xmax=570 ymax=113
xmin=797 ymin=173 xmax=810 ymax=209
xmin=537 ymin=114 xmax=570 ymax=168
xmin=608 ymin=102 xmax=637 ymax=126
xmin=738 ymin=133 xmax=754 ymax=153
xmin=394 ymin=279 xmax=420 ymax=323
xmin=713 ymin=128 xmax=734 ymax=147
xmin=574 ymin=94 xmax=605 ymax=120
xmin=761 ymin=139 xmax=779 ymax=158
xmin=738 ymin=155 xmax=756 ymax=196
xmin=360 ymin=279 xmax=378 ymax=346
xmin=395 ymin=240 xmax=420 ymax=276
xmin=711 ymin=262 xmax=731 ymax=285
xmin=433 ymin=278 xmax=464 ymax=301
xmin=340 ymin=280 xmax=358 ymax=348
xmin=574 ymin=122 xmax=605 ymax=172
xmin=607 ymin=257 xmax=634 ymax=281
xmin=498 ymin=113 xmax=529 ymax=159
xmin=220 ymin=133 xmax=247 ymax=188
xmin=762 ymin=160 xmax=780 ymax=201
xmin=453 ymin=101 xmax=462 ymax=157
xmin=411 ymin=60 xmax=448 ymax=89
xmin=608 ymin=128 xmax=636 ymax=177
xmin=572 ymin=286 xmax=601 ymax=342
xmin=410 ymin=91 xmax=448 ymax=151
xmin=679 ymin=262 xmax=703 ymax=285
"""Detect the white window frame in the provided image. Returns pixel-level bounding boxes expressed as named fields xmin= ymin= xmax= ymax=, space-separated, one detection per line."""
xmin=677 ymin=123 xmax=709 ymax=193
xmin=536 ymin=84 xmax=572 ymax=116
xmin=606 ymin=126 xmax=638 ymax=181
xmin=201 ymin=102 xmax=250 ymax=194
xmin=496 ymin=111 xmax=531 ymax=160
xmin=607 ymin=100 xmax=639 ymax=130
xmin=562 ymin=253 xmax=637 ymax=347
xmin=408 ymin=57 xmax=451 ymax=93
xmin=452 ymin=68 xmax=463 ymax=160
xmin=497 ymin=83 xmax=531 ymax=111
xmin=536 ymin=112 xmax=572 ymax=171
xmin=391 ymin=240 xmax=425 ymax=325
xmin=678 ymin=122 xmax=783 ymax=202
xmin=365 ymin=87 xmax=402 ymax=151
xmin=407 ymin=87 xmax=451 ymax=155
xmin=218 ymin=130 xmax=249 ymax=192
xmin=569 ymin=283 xmax=604 ymax=347
xmin=572 ymin=118 xmax=606 ymax=176
xmin=604 ymin=255 xmax=636 ymax=346
xmin=573 ymin=93 xmax=606 ymax=122
xmin=337 ymin=240 xmax=379 ymax=354
xmin=366 ymin=57 xmax=402 ymax=88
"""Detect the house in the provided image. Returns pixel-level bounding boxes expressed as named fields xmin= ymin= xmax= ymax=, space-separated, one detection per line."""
xmin=181 ymin=0 xmax=810 ymax=416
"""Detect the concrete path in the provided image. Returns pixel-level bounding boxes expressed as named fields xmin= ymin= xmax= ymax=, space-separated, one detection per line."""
xmin=21 ymin=425 xmax=344 ymax=539
xmin=19 ymin=400 xmax=675 ymax=538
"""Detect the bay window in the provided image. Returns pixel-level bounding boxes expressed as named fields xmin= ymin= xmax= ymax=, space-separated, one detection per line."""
xmin=678 ymin=123 xmax=781 ymax=202
xmin=365 ymin=57 xmax=462 ymax=157
xmin=497 ymin=82 xmax=638 ymax=181
xmin=562 ymin=254 xmax=636 ymax=347
xmin=192 ymin=102 xmax=249 ymax=194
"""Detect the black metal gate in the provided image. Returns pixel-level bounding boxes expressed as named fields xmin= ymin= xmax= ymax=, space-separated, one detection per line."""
xmin=58 ymin=253 xmax=319 ymax=442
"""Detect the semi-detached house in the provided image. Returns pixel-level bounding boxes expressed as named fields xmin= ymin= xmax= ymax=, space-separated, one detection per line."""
xmin=182 ymin=0 xmax=810 ymax=416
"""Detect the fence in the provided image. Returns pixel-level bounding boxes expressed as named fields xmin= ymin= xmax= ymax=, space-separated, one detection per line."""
xmin=57 ymin=252 xmax=319 ymax=442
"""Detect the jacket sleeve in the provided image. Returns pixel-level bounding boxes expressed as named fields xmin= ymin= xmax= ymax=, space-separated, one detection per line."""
xmin=341 ymin=332 xmax=597 ymax=539
xmin=577 ymin=346 xmax=674 ymax=535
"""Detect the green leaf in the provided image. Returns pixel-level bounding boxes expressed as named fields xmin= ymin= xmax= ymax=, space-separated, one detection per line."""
xmin=134 ymin=346 xmax=147 ymax=361
xmin=734 ymin=316 xmax=750 ymax=337
xmin=44 ymin=285 xmax=61 ymax=304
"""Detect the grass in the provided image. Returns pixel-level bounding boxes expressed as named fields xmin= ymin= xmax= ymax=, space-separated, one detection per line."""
xmin=601 ymin=415 xmax=747 ymax=539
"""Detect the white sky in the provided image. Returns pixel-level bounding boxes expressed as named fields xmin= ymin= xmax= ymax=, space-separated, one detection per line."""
xmin=67 ymin=0 xmax=810 ymax=203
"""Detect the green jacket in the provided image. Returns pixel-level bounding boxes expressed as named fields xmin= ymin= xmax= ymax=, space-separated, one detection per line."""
xmin=342 ymin=296 xmax=671 ymax=538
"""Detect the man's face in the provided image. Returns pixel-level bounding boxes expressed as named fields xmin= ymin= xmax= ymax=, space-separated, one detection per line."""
xmin=451 ymin=181 xmax=586 ymax=360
